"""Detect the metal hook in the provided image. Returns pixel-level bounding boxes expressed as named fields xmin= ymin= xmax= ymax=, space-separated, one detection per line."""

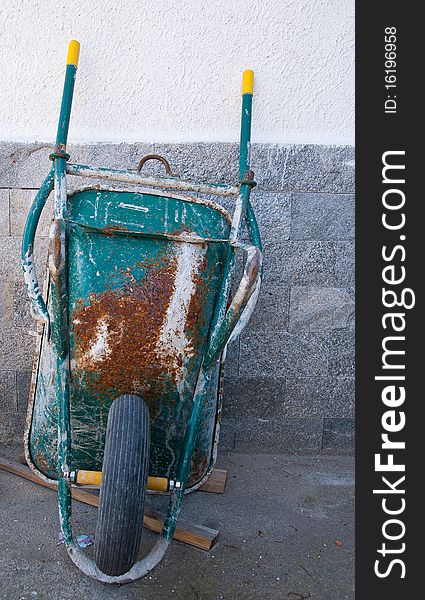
xmin=136 ymin=154 xmax=174 ymax=176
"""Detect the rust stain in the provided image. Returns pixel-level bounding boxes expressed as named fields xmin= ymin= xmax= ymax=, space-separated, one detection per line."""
xmin=70 ymin=245 xmax=213 ymax=478
xmin=71 ymin=257 xmax=179 ymax=405
xmin=245 ymin=251 xmax=259 ymax=286
xmin=48 ymin=219 xmax=65 ymax=278
xmin=33 ymin=444 xmax=55 ymax=476
xmin=95 ymin=224 xmax=127 ymax=235
xmin=188 ymin=446 xmax=209 ymax=486
xmin=185 ymin=250 xmax=209 ymax=355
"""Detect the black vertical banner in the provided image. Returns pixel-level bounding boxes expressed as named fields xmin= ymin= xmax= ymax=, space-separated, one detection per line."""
xmin=356 ymin=2 xmax=420 ymax=598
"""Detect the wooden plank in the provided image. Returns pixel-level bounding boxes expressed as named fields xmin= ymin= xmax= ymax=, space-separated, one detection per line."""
xmin=198 ymin=468 xmax=228 ymax=494
xmin=0 ymin=456 xmax=58 ymax=490
xmin=0 ymin=456 xmax=218 ymax=550
xmin=143 ymin=510 xmax=218 ymax=551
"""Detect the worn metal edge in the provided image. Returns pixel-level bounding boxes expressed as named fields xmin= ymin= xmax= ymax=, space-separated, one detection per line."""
xmin=23 ymin=258 xmax=56 ymax=485
xmin=68 ymin=184 xmax=233 ymax=224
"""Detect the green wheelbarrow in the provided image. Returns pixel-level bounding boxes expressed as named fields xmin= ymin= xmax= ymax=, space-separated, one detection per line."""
xmin=22 ymin=41 xmax=262 ymax=583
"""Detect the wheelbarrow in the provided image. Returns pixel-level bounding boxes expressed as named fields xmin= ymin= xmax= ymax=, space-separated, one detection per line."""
xmin=21 ymin=40 xmax=262 ymax=583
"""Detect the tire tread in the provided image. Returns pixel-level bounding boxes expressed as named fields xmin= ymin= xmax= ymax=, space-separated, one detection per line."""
xmin=95 ymin=394 xmax=150 ymax=576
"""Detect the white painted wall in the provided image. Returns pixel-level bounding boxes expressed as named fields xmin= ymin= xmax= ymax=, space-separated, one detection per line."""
xmin=0 ymin=0 xmax=354 ymax=145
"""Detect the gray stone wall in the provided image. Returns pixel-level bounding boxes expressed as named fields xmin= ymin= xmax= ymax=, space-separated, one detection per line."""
xmin=0 ymin=141 xmax=354 ymax=451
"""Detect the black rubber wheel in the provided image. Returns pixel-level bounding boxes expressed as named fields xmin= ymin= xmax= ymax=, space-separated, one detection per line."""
xmin=95 ymin=394 xmax=150 ymax=576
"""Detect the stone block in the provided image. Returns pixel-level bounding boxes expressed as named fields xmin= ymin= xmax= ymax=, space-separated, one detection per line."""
xmin=240 ymin=331 xmax=330 ymax=378
xmin=0 ymin=414 xmax=23 ymax=442
xmin=222 ymin=377 xmax=286 ymax=417
xmin=289 ymin=286 xmax=354 ymax=333
xmin=252 ymin=192 xmax=291 ymax=243
xmin=13 ymin=281 xmax=33 ymax=330
xmin=0 ymin=142 xmax=52 ymax=188
xmin=223 ymin=416 xmax=323 ymax=453
xmin=251 ymin=144 xmax=355 ymax=193
xmin=328 ymin=377 xmax=355 ymax=418
xmin=322 ymin=418 xmax=355 ymax=452
xmin=247 ymin=283 xmax=289 ymax=332
xmin=0 ymin=370 xmax=17 ymax=414
xmin=263 ymin=241 xmax=339 ymax=287
xmin=0 ymin=189 xmax=10 ymax=236
xmin=335 ymin=241 xmax=355 ymax=287
xmin=10 ymin=188 xmax=54 ymax=238
xmin=329 ymin=330 xmax=355 ymax=377
xmin=0 ymin=327 xmax=37 ymax=371
xmin=16 ymin=370 xmax=32 ymax=414
xmin=285 ymin=376 xmax=354 ymax=418
xmin=217 ymin=419 xmax=236 ymax=452
xmin=223 ymin=338 xmax=240 ymax=378
xmin=291 ymin=193 xmax=354 ymax=240
xmin=0 ymin=279 xmax=14 ymax=330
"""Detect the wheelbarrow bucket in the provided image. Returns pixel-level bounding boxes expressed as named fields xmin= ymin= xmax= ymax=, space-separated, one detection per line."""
xmin=21 ymin=41 xmax=262 ymax=583
xmin=30 ymin=187 xmax=233 ymax=487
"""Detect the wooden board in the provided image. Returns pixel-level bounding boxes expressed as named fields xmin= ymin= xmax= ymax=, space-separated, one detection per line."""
xmin=143 ymin=510 xmax=218 ymax=551
xmin=0 ymin=456 xmax=219 ymax=551
xmin=199 ymin=468 xmax=228 ymax=494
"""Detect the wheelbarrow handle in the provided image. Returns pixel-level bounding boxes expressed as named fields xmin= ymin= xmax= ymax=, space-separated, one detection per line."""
xmin=21 ymin=168 xmax=55 ymax=332
xmin=204 ymin=241 xmax=262 ymax=367
xmin=53 ymin=40 xmax=80 ymax=161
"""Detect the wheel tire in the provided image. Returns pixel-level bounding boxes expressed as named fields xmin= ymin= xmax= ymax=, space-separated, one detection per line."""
xmin=95 ymin=394 xmax=150 ymax=576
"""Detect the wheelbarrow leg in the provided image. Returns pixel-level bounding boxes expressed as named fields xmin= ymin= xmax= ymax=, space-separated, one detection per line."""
xmin=161 ymin=359 xmax=227 ymax=542
xmin=161 ymin=369 xmax=213 ymax=542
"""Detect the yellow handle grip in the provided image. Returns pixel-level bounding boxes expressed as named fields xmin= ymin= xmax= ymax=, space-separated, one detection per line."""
xmin=66 ymin=40 xmax=80 ymax=67
xmin=75 ymin=470 xmax=169 ymax=492
xmin=242 ymin=69 xmax=254 ymax=95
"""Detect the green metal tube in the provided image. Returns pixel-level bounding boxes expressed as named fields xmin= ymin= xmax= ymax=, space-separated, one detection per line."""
xmin=231 ymin=90 xmax=255 ymax=242
xmin=208 ymin=86 xmax=255 ymax=342
xmin=161 ymin=368 xmax=211 ymax=541
xmin=56 ymin=64 xmax=77 ymax=148
xmin=21 ymin=168 xmax=54 ymax=325
xmin=51 ymin=206 xmax=72 ymax=543
xmin=53 ymin=48 xmax=79 ymax=546
xmin=51 ymin=214 xmax=73 ymax=543
xmin=245 ymin=200 xmax=262 ymax=250
xmin=54 ymin=61 xmax=78 ymax=217
xmin=21 ymin=168 xmax=54 ymax=257
xmin=239 ymin=92 xmax=253 ymax=180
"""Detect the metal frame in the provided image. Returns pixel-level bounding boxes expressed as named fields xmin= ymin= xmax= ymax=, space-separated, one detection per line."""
xmin=21 ymin=42 xmax=262 ymax=583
